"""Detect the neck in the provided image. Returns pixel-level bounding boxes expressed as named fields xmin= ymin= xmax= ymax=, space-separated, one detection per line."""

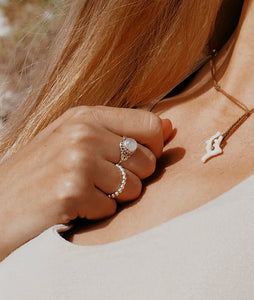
xmin=155 ymin=0 xmax=253 ymax=115
xmin=214 ymin=0 xmax=254 ymax=109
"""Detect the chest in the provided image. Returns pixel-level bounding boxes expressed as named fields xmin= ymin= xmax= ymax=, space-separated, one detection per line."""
xmin=69 ymin=113 xmax=253 ymax=245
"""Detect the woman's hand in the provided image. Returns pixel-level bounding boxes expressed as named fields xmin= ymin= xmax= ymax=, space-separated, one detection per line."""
xmin=0 ymin=106 xmax=172 ymax=260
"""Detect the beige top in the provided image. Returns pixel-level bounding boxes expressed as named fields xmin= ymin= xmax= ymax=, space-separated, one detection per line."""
xmin=0 ymin=175 xmax=253 ymax=300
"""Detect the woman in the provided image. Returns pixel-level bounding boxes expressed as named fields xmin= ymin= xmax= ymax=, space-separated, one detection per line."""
xmin=0 ymin=0 xmax=253 ymax=298
xmin=0 ymin=0 xmax=221 ymax=259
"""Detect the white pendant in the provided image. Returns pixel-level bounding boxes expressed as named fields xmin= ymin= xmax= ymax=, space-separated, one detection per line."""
xmin=201 ymin=131 xmax=223 ymax=163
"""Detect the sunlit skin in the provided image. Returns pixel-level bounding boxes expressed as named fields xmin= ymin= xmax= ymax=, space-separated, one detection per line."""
xmin=67 ymin=0 xmax=254 ymax=246
xmin=0 ymin=107 xmax=171 ymax=260
xmin=0 ymin=0 xmax=253 ymax=261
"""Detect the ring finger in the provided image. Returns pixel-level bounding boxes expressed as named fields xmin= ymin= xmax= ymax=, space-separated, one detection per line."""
xmin=93 ymin=159 xmax=142 ymax=202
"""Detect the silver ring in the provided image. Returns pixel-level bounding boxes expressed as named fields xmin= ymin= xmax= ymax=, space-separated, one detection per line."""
xmin=108 ymin=164 xmax=127 ymax=198
xmin=118 ymin=137 xmax=138 ymax=164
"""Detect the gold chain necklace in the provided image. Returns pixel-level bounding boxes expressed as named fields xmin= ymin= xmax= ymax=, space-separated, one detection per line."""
xmin=201 ymin=49 xmax=254 ymax=163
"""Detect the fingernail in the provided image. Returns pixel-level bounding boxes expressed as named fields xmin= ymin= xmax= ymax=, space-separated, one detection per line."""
xmin=161 ymin=119 xmax=172 ymax=141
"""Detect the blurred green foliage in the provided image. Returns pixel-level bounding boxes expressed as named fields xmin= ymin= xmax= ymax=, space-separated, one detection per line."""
xmin=0 ymin=0 xmax=67 ymax=91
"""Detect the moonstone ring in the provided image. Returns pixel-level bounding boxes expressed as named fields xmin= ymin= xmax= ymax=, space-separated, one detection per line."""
xmin=118 ymin=136 xmax=138 ymax=164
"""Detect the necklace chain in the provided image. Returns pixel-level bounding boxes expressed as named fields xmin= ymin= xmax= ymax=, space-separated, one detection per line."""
xmin=210 ymin=49 xmax=254 ymax=143
xmin=201 ymin=49 xmax=254 ymax=163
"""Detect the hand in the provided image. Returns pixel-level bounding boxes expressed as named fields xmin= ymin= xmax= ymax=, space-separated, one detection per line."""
xmin=0 ymin=106 xmax=172 ymax=260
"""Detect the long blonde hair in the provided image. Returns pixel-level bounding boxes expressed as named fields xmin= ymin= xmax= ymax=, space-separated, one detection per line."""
xmin=0 ymin=0 xmax=221 ymax=161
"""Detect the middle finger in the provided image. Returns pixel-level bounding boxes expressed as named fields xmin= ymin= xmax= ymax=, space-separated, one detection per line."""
xmin=95 ymin=129 xmax=157 ymax=179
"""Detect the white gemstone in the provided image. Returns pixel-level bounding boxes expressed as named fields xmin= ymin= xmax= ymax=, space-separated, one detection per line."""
xmin=123 ymin=138 xmax=137 ymax=152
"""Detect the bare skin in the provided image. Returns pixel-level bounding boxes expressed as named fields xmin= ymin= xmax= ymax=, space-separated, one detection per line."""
xmin=67 ymin=0 xmax=254 ymax=246
xmin=0 ymin=107 xmax=172 ymax=260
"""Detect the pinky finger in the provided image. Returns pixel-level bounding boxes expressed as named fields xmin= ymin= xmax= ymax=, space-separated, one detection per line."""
xmin=81 ymin=188 xmax=117 ymax=220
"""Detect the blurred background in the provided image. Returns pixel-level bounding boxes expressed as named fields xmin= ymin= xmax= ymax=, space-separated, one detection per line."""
xmin=0 ymin=0 xmax=67 ymax=127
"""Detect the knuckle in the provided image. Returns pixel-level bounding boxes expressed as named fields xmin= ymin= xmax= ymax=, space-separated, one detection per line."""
xmin=69 ymin=123 xmax=89 ymax=141
xmin=57 ymin=173 xmax=91 ymax=220
xmin=64 ymin=107 xmax=77 ymax=117
xmin=66 ymin=106 xmax=91 ymax=119
xmin=84 ymin=106 xmax=116 ymax=124
xmin=142 ymin=152 xmax=157 ymax=178
xmin=148 ymin=113 xmax=162 ymax=135
xmin=63 ymin=107 xmax=80 ymax=119
xmin=61 ymin=147 xmax=86 ymax=169
xmin=67 ymin=123 xmax=97 ymax=145
xmin=59 ymin=174 xmax=83 ymax=200
xmin=87 ymin=108 xmax=104 ymax=123
xmin=59 ymin=213 xmax=73 ymax=224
